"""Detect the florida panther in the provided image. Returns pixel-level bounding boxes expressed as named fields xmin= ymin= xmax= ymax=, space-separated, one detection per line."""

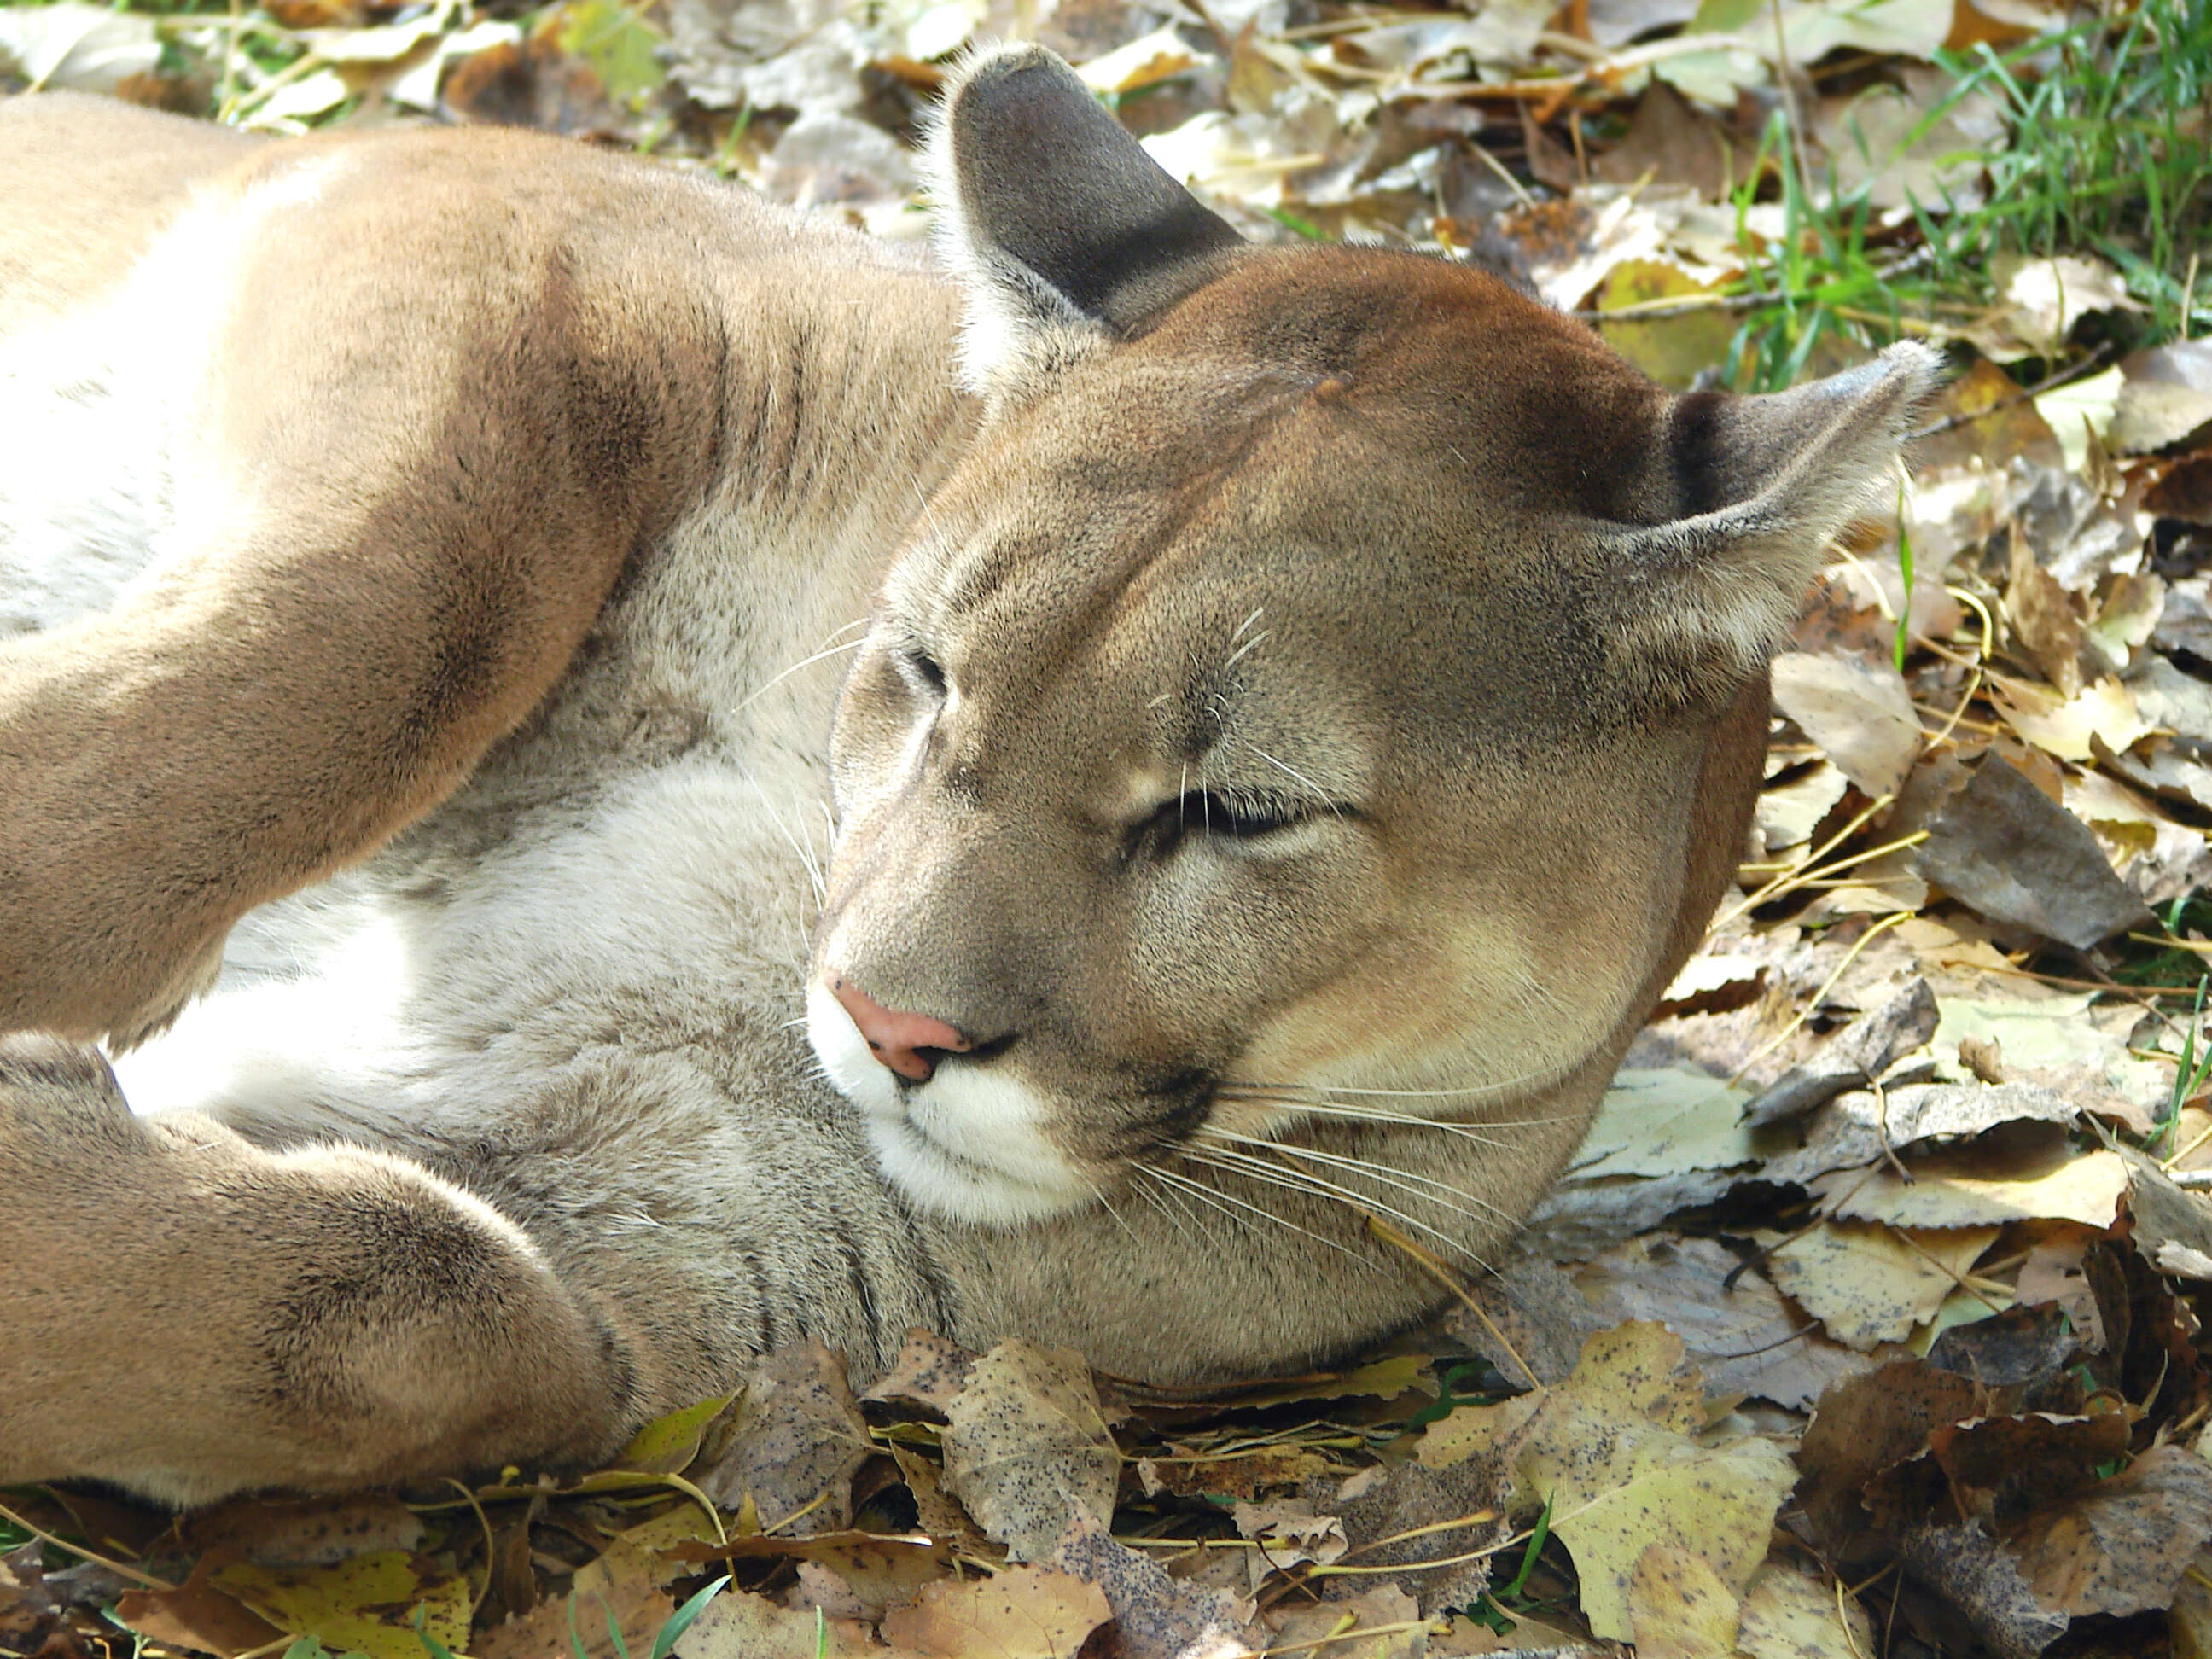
xmin=0 ymin=46 xmax=1933 ymax=1501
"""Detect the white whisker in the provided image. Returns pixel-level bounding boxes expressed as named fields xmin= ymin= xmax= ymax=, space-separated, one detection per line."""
xmin=731 ymin=636 xmax=865 ymax=714
xmin=1179 ymin=1146 xmax=1480 ymax=1266
xmin=1202 ymin=1130 xmax=1517 ymax=1225
xmin=1145 ymin=1162 xmax=1366 ymax=1263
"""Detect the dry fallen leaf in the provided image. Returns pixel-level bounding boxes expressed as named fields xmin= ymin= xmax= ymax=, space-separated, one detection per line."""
xmin=673 ymin=1585 xmax=884 ymax=1658
xmin=1627 ymin=1543 xmax=1741 ymax=1659
xmin=1815 ymin=1143 xmax=2131 ymax=1230
xmin=1575 ymin=1235 xmax=1872 ymax=1409
xmin=2009 ymin=1444 xmax=2212 ymax=1619
xmin=1735 ymin=1558 xmax=1876 ymax=1659
xmin=1048 ymin=1510 xmax=1257 ymax=1659
xmin=1770 ymin=649 xmax=1921 ymax=797
xmin=209 ymin=1551 xmax=472 ymax=1659
xmin=692 ymin=1340 xmax=876 ymax=1536
xmin=1915 ymin=755 xmax=2156 ymax=947
xmin=1767 ymin=1221 xmax=2001 ymax=1350
xmin=1423 ymin=1322 xmax=1793 ymax=1642
xmin=941 ymin=1340 xmax=1121 ymax=1563
xmin=878 ymin=1565 xmax=1112 ymax=1658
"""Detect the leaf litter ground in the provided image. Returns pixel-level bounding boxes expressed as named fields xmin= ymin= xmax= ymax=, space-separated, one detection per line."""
xmin=5 ymin=0 xmax=2212 ymax=1654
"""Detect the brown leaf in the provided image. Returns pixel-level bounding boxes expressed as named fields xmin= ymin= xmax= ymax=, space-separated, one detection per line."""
xmin=692 ymin=1339 xmax=874 ymax=1536
xmin=1735 ymin=1559 xmax=1877 ymax=1658
xmin=181 ymin=1495 xmax=425 ymax=1567
xmin=2010 ymin=1446 xmax=2212 ymax=1618
xmin=0 ymin=1542 xmax=60 ymax=1647
xmin=879 ymin=1566 xmax=1111 ymax=1658
xmin=1046 ymin=1511 xmax=1257 ymax=1659
xmin=940 ymin=1341 xmax=1120 ymax=1563
xmin=1445 ymin=1252 xmax=1609 ymax=1387
xmin=475 ymin=1522 xmax=674 ymax=1659
xmin=1318 ymin=1457 xmax=1508 ymax=1616
xmin=1742 ymin=977 xmax=1939 ymax=1128
xmin=1797 ymin=1359 xmax=1988 ymax=1564
xmin=1865 ymin=1412 xmax=2129 ymax=1536
xmin=1771 ymin=650 xmax=1922 ymax=797
xmin=1915 ymin=756 xmax=2156 ymax=949
xmin=1813 ymin=1141 xmax=2131 ymax=1231
xmin=2008 ymin=527 xmax=2087 ymax=697
xmin=888 ymin=1442 xmax=1003 ymax=1564
xmin=672 ymin=1586 xmax=884 ymax=1658
xmin=1913 ymin=357 xmax=2067 ymax=474
xmin=1264 ymin=1586 xmax=1426 ymax=1658
xmin=1924 ymin=1301 xmax=2081 ymax=1390
xmin=1892 ymin=1520 xmax=2069 ymax=1659
xmin=863 ymin=1330 xmax=979 ymax=1417
xmin=112 ymin=1557 xmax=288 ymax=1659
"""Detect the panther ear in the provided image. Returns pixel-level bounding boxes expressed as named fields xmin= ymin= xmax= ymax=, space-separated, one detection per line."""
xmin=1606 ymin=342 xmax=1941 ymax=707
xmin=928 ymin=43 xmax=1244 ymax=393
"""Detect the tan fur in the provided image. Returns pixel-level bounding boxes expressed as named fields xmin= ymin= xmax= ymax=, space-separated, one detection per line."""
xmin=0 ymin=55 xmax=1931 ymax=1503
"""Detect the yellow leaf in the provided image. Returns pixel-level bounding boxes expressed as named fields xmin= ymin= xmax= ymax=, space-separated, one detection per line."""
xmin=1736 ymin=1560 xmax=1875 ymax=1658
xmin=210 ymin=1551 xmax=470 ymax=1659
xmin=614 ymin=1394 xmax=736 ymax=1475
xmin=1815 ymin=1146 xmax=2129 ymax=1230
xmin=1628 ymin=1544 xmax=1742 ymax=1659
xmin=1767 ymin=1222 xmax=2000 ymax=1351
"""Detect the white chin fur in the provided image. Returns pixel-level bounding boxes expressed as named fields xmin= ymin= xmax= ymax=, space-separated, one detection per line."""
xmin=804 ymin=982 xmax=1098 ymax=1224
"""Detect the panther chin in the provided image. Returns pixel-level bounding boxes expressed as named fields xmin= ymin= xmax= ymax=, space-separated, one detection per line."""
xmin=804 ymin=981 xmax=1103 ymax=1225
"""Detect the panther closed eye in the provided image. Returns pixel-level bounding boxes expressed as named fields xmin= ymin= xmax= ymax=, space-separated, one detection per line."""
xmin=1138 ymin=790 xmax=1311 ymax=855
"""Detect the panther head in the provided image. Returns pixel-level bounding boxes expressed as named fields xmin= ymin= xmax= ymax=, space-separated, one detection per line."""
xmin=806 ymin=44 xmax=1933 ymax=1224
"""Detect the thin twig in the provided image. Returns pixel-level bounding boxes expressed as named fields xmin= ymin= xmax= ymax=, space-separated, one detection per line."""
xmin=0 ymin=1499 xmax=172 ymax=1592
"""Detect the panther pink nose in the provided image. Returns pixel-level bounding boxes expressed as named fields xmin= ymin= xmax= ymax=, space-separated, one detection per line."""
xmin=830 ymin=975 xmax=970 ymax=1081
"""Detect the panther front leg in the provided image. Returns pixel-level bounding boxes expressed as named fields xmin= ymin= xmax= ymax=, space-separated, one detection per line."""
xmin=0 ymin=1036 xmax=637 ymax=1505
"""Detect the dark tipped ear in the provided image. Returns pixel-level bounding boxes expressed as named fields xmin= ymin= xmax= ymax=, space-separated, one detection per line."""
xmin=1607 ymin=342 xmax=1942 ymax=706
xmin=928 ymin=43 xmax=1244 ymax=391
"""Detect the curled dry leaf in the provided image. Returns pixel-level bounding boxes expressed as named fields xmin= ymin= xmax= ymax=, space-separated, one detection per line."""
xmin=940 ymin=1339 xmax=1121 ymax=1563
xmin=1742 ymin=975 xmax=1939 ymax=1129
xmin=1231 ymin=1497 xmax=1347 ymax=1590
xmin=1762 ymin=1081 xmax=2083 ymax=1187
xmin=1814 ymin=1143 xmax=2131 ymax=1231
xmin=1796 ymin=1359 xmax=1989 ymax=1566
xmin=863 ymin=1330 xmax=979 ymax=1417
xmin=1891 ymin=1520 xmax=2069 ymax=1659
